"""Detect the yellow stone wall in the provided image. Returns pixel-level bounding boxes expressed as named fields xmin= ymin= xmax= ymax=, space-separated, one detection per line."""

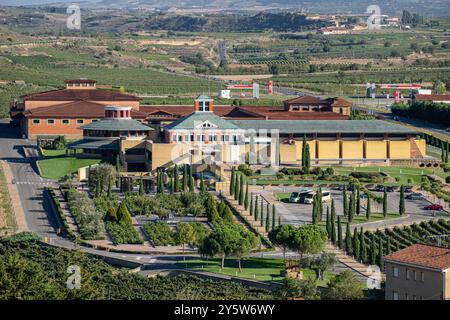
xmin=366 ymin=141 xmax=387 ymax=159
xmin=317 ymin=141 xmax=340 ymax=159
xmin=389 ymin=140 xmax=411 ymax=159
xmin=150 ymin=143 xmax=190 ymax=169
xmin=280 ymin=144 xmax=297 ymax=162
xmin=415 ymin=139 xmax=426 ymax=157
xmin=296 ymin=141 xmax=316 ymax=159
xmin=342 ymin=141 xmax=364 ymax=159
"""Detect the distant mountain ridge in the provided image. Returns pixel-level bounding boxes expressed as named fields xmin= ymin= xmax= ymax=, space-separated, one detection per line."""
xmin=1 ymin=0 xmax=449 ymax=16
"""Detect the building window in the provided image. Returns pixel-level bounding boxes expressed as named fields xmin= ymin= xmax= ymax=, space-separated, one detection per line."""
xmin=405 ymin=294 xmax=409 ymax=300
xmin=292 ymin=105 xmax=300 ymax=111
xmin=420 ymin=272 xmax=425 ymax=282
xmin=62 ymin=119 xmax=70 ymax=125
xmin=413 ymin=271 xmax=417 ymax=281
xmin=77 ymin=119 xmax=84 ymax=124
xmin=393 ymin=292 xmax=399 ymax=300
xmin=92 ymin=119 xmax=98 ymax=123
xmin=210 ymin=135 xmax=217 ymax=142
xmin=406 ymin=269 xmax=410 ymax=280
xmin=32 ymin=119 xmax=40 ymax=125
xmin=302 ymin=104 xmax=309 ymax=111
xmin=190 ymin=134 xmax=194 ymax=141
xmin=47 ymin=119 xmax=55 ymax=125
xmin=339 ymin=107 xmax=344 ymax=114
xmin=393 ymin=267 xmax=399 ymax=278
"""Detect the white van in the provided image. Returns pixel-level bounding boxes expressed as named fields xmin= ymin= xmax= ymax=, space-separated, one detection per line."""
xmin=289 ymin=189 xmax=313 ymax=203
xmin=304 ymin=190 xmax=332 ymax=204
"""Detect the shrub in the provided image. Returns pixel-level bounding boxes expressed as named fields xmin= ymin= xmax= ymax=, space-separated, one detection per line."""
xmin=446 ymin=176 xmax=450 ymax=184
xmin=238 ymin=164 xmax=253 ymax=176
xmin=143 ymin=222 xmax=178 ymax=246
xmin=349 ymin=172 xmax=382 ymax=179
xmin=106 ymin=221 xmax=143 ymax=245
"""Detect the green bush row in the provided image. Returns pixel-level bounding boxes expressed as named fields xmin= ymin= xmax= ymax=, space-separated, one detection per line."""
xmin=46 ymin=187 xmax=75 ymax=240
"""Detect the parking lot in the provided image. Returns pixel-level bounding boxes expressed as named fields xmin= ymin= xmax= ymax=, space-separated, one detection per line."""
xmin=254 ymin=186 xmax=442 ymax=227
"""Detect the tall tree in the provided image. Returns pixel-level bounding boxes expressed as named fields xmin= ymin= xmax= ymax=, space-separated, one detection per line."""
xmin=378 ymin=236 xmax=384 ymax=272
xmin=356 ymin=186 xmax=361 ymax=216
xmin=265 ymin=203 xmax=270 ymax=232
xmin=177 ymin=222 xmax=195 ymax=253
xmin=291 ymin=224 xmax=328 ymax=258
xmin=399 ymin=185 xmax=405 ymax=216
xmin=326 ymin=207 xmax=331 ymax=239
xmin=254 ymin=195 xmax=259 ymax=221
xmin=353 ymin=227 xmax=360 ymax=261
xmin=345 ymin=223 xmax=352 ymax=256
xmin=272 ymin=204 xmax=276 ymax=231
xmin=249 ymin=193 xmax=254 ymax=216
xmin=182 ymin=165 xmax=188 ymax=192
xmin=188 ymin=165 xmax=194 ymax=192
xmin=244 ymin=183 xmax=249 ymax=210
xmin=386 ymin=236 xmax=392 ymax=255
xmin=139 ymin=177 xmax=144 ymax=196
xmin=238 ymin=175 xmax=244 ymax=206
xmin=330 ymin=199 xmax=336 ymax=244
xmin=360 ymin=228 xmax=367 ymax=264
xmin=370 ymin=234 xmax=377 ymax=265
xmin=383 ymin=187 xmax=388 ymax=218
xmin=304 ymin=142 xmax=311 ymax=172
xmin=343 ymin=187 xmax=348 ymax=218
xmin=173 ymin=165 xmax=179 ymax=193
xmin=269 ymin=225 xmax=295 ymax=260
xmin=230 ymin=167 xmax=235 ymax=196
xmin=366 ymin=196 xmax=371 ymax=220
xmin=260 ymin=197 xmax=264 ymax=227
xmin=337 ymin=216 xmax=343 ymax=250
xmin=234 ymin=173 xmax=240 ymax=201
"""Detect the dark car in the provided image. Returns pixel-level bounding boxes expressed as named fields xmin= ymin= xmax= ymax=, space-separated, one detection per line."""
xmin=404 ymin=186 xmax=413 ymax=193
xmin=373 ymin=185 xmax=385 ymax=192
xmin=406 ymin=193 xmax=425 ymax=200
xmin=424 ymin=204 xmax=443 ymax=211
xmin=386 ymin=186 xmax=398 ymax=192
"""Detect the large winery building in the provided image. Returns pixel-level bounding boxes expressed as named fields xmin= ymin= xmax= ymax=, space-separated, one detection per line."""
xmin=10 ymin=79 xmax=426 ymax=171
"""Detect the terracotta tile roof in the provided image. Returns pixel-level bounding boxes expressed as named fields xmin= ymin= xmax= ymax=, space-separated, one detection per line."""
xmin=22 ymin=88 xmax=140 ymax=101
xmin=384 ymin=244 xmax=450 ymax=271
xmin=414 ymin=94 xmax=450 ymax=102
xmin=284 ymin=95 xmax=328 ymax=105
xmin=327 ymin=97 xmax=353 ymax=107
xmin=23 ymin=101 xmax=147 ymax=119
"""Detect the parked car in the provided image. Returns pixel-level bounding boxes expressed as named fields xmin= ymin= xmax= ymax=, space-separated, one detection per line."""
xmin=424 ymin=204 xmax=443 ymax=211
xmin=304 ymin=190 xmax=332 ymax=204
xmin=289 ymin=190 xmax=313 ymax=203
xmin=404 ymin=186 xmax=413 ymax=193
xmin=372 ymin=185 xmax=385 ymax=192
xmin=406 ymin=193 xmax=425 ymax=200
xmin=386 ymin=186 xmax=398 ymax=192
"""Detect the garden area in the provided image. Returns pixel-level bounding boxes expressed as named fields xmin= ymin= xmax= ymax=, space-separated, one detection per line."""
xmin=38 ymin=147 xmax=101 ymax=180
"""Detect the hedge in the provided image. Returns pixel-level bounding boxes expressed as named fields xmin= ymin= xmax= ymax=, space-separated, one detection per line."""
xmin=46 ymin=187 xmax=75 ymax=240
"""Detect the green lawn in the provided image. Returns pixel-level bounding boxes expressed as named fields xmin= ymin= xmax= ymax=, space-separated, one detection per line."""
xmin=176 ymin=257 xmax=333 ymax=287
xmin=37 ymin=149 xmax=101 ymax=180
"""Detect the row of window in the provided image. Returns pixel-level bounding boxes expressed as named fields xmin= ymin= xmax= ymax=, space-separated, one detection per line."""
xmin=392 ymin=291 xmax=423 ymax=300
xmin=392 ymin=266 xmax=425 ymax=282
xmin=66 ymin=82 xmax=95 ymax=87
xmin=32 ymin=119 xmax=98 ymax=125
xmin=172 ymin=134 xmax=241 ymax=143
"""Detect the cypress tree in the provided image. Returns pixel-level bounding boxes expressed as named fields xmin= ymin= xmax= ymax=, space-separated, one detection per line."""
xmin=238 ymin=175 xmax=244 ymax=205
xmin=200 ymin=174 xmax=206 ymax=192
xmin=301 ymin=135 xmax=307 ymax=168
xmin=189 ymin=165 xmax=194 ymax=192
xmin=356 ymin=186 xmax=361 ymax=216
xmin=312 ymin=195 xmax=317 ymax=225
xmin=272 ymin=204 xmax=276 ymax=231
xmin=343 ymin=187 xmax=348 ymax=217
xmin=386 ymin=236 xmax=392 ymax=255
xmin=353 ymin=227 xmax=360 ymax=261
xmin=234 ymin=173 xmax=239 ymax=201
xmin=254 ymin=195 xmax=259 ymax=221
xmin=139 ymin=177 xmax=144 ymax=196
xmin=399 ymin=185 xmax=405 ymax=215
xmin=170 ymin=174 xmax=175 ymax=194
xmin=230 ymin=167 xmax=235 ymax=196
xmin=278 ymin=216 xmax=281 ymax=226
xmin=383 ymin=187 xmax=388 ymax=218
xmin=244 ymin=183 xmax=249 ymax=210
xmin=304 ymin=143 xmax=311 ymax=171
xmin=366 ymin=196 xmax=371 ymax=220
xmin=115 ymin=155 xmax=120 ymax=188
xmin=249 ymin=193 xmax=254 ymax=216
xmin=370 ymin=234 xmax=377 ymax=265
xmin=173 ymin=165 xmax=179 ymax=192
xmin=378 ymin=236 xmax=384 ymax=272
xmin=348 ymin=191 xmax=355 ymax=223
xmin=95 ymin=179 xmax=101 ymax=197
xmin=345 ymin=223 xmax=352 ymax=255
xmin=326 ymin=207 xmax=331 ymax=239
xmin=183 ymin=165 xmax=188 ymax=192
xmin=265 ymin=203 xmax=270 ymax=232
xmin=337 ymin=216 xmax=343 ymax=249
xmin=331 ymin=199 xmax=336 ymax=244
xmin=260 ymin=197 xmax=264 ymax=227
xmin=395 ymin=241 xmax=400 ymax=252
xmin=317 ymin=187 xmax=323 ymax=222
xmin=360 ymin=228 xmax=367 ymax=264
